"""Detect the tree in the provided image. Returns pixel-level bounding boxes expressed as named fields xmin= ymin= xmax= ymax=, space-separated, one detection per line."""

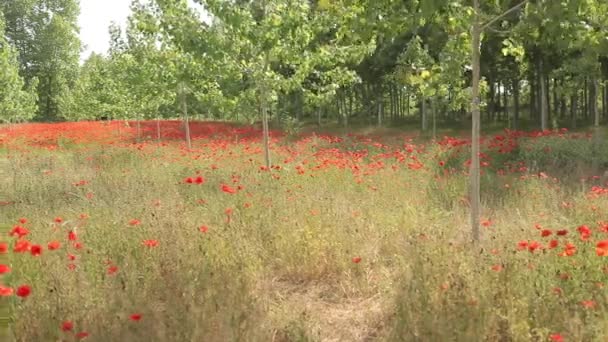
xmin=0 ymin=12 xmax=38 ymax=123
xmin=0 ymin=0 xmax=81 ymax=120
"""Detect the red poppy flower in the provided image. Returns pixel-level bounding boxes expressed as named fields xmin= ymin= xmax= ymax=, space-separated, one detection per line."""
xmin=48 ymin=241 xmax=61 ymax=250
xmin=0 ymin=242 xmax=7 ymax=254
xmin=129 ymin=313 xmax=142 ymax=321
xmin=54 ymin=217 xmax=63 ymax=223
xmin=61 ymin=321 xmax=74 ymax=332
xmin=194 ymin=176 xmax=205 ymax=184
xmin=556 ymin=230 xmax=568 ymax=236
xmin=0 ymin=264 xmax=10 ymax=274
xmin=14 ymin=240 xmax=31 ymax=253
xmin=577 ymin=225 xmax=591 ymax=240
xmin=0 ymin=285 xmax=14 ymax=296
xmin=107 ymin=265 xmax=119 ymax=275
xmin=75 ymin=331 xmax=89 ymax=339
xmin=142 ymin=240 xmax=159 ymax=247
xmin=541 ymin=229 xmax=552 ymax=237
xmin=9 ymin=225 xmax=29 ymax=238
xmin=581 ymin=300 xmax=596 ymax=309
xmin=491 ymin=264 xmax=502 ymax=272
xmin=18 ymin=218 xmax=28 ymax=224
xmin=548 ymin=240 xmax=559 ymax=249
xmin=68 ymin=231 xmax=77 ymax=241
xmin=596 ymin=240 xmax=608 ymax=256
xmin=199 ymin=225 xmax=209 ymax=233
xmin=30 ymin=244 xmax=42 ymax=256
xmin=221 ymin=184 xmax=237 ymax=194
xmin=352 ymin=256 xmax=362 ymax=264
xmin=549 ymin=333 xmax=564 ymax=342
xmin=128 ymin=219 xmax=141 ymax=226
xmin=16 ymin=285 xmax=31 ymax=298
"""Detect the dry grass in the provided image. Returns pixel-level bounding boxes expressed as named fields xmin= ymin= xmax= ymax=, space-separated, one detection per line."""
xmin=1 ymin=123 xmax=608 ymax=341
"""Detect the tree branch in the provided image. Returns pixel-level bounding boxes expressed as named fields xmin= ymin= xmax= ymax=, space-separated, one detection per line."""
xmin=481 ymin=0 xmax=529 ymax=31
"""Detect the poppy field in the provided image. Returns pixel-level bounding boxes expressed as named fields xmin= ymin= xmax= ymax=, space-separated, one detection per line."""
xmin=2 ymin=121 xmax=608 ymax=342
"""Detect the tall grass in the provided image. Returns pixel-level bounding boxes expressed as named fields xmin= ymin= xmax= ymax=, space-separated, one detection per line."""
xmin=1 ymin=125 xmax=608 ymax=341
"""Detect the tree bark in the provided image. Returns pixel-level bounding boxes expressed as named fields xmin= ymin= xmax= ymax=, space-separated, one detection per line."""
xmin=513 ymin=78 xmax=520 ymax=130
xmin=539 ymin=60 xmax=548 ymax=131
xmin=470 ymin=0 xmax=481 ymax=243
xmin=571 ymin=93 xmax=578 ymax=130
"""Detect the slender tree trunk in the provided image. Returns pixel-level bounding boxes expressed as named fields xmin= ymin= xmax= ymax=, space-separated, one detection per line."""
xmin=181 ymin=92 xmax=191 ymax=149
xmin=431 ymin=97 xmax=436 ymax=140
xmin=317 ymin=106 xmax=322 ymax=126
xmin=156 ymin=116 xmax=161 ymax=141
xmin=513 ymin=78 xmax=520 ymax=130
xmin=571 ymin=93 xmax=578 ymax=130
xmin=421 ymin=98 xmax=427 ymax=131
xmin=539 ymin=61 xmax=548 ymax=131
xmin=591 ymin=77 xmax=601 ymax=172
xmin=530 ymin=70 xmax=536 ymax=120
xmin=378 ymin=85 xmax=383 ymax=127
xmin=470 ymin=0 xmax=481 ymax=243
xmin=584 ymin=79 xmax=588 ymax=121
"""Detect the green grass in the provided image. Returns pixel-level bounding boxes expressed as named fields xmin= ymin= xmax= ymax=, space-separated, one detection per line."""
xmin=1 ymin=126 xmax=608 ymax=341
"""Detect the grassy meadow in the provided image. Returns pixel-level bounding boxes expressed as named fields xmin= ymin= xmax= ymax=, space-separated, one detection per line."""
xmin=1 ymin=121 xmax=608 ymax=342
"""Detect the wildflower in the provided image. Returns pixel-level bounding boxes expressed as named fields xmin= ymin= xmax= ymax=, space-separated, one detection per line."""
xmin=581 ymin=300 xmax=596 ymax=309
xmin=68 ymin=231 xmax=77 ymax=241
xmin=9 ymin=225 xmax=29 ymax=238
xmin=221 ymin=184 xmax=237 ymax=194
xmin=549 ymin=333 xmax=564 ymax=342
xmin=75 ymin=331 xmax=89 ymax=339
xmin=14 ymin=240 xmax=31 ymax=253
xmin=142 ymin=240 xmax=159 ymax=248
xmin=61 ymin=321 xmax=74 ymax=332
xmin=556 ymin=229 xmax=568 ymax=236
xmin=30 ymin=244 xmax=42 ymax=256
xmin=577 ymin=225 xmax=591 ymax=240
xmin=0 ymin=264 xmax=10 ymax=274
xmin=16 ymin=285 xmax=31 ymax=298
xmin=352 ymin=256 xmax=362 ymax=264
xmin=107 ymin=265 xmax=119 ymax=275
xmin=596 ymin=240 xmax=608 ymax=256
xmin=54 ymin=217 xmax=63 ymax=223
xmin=128 ymin=219 xmax=141 ymax=226
xmin=194 ymin=176 xmax=205 ymax=184
xmin=491 ymin=264 xmax=502 ymax=272
xmin=199 ymin=225 xmax=209 ymax=233
xmin=18 ymin=218 xmax=28 ymax=224
xmin=541 ymin=229 xmax=552 ymax=237
xmin=548 ymin=240 xmax=559 ymax=249
xmin=559 ymin=243 xmax=576 ymax=257
xmin=0 ymin=243 xmax=7 ymax=253
xmin=129 ymin=313 xmax=142 ymax=321
xmin=0 ymin=285 xmax=14 ymax=296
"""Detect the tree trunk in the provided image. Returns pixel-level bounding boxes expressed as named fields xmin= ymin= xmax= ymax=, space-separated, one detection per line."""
xmin=378 ymin=85 xmax=383 ymax=127
xmin=539 ymin=61 xmax=548 ymax=131
xmin=181 ymin=92 xmax=191 ymax=149
xmin=571 ymin=93 xmax=578 ymax=130
xmin=502 ymin=81 xmax=508 ymax=122
xmin=513 ymin=78 xmax=520 ymax=130
xmin=584 ymin=79 xmax=588 ymax=121
xmin=431 ymin=97 xmax=436 ymax=140
xmin=421 ymin=98 xmax=427 ymax=131
xmin=156 ymin=116 xmax=161 ymax=141
xmin=591 ymin=77 xmax=599 ymax=127
xmin=530 ymin=70 xmax=536 ymax=120
xmin=470 ymin=0 xmax=481 ymax=243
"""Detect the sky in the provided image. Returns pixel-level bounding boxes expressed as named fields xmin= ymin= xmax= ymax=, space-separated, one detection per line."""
xmin=78 ymin=0 xmax=208 ymax=61
xmin=78 ymin=0 xmax=131 ymax=60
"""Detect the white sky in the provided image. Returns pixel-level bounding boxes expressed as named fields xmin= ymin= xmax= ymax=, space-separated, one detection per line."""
xmin=79 ymin=0 xmax=131 ymax=60
xmin=78 ymin=0 xmax=208 ymax=61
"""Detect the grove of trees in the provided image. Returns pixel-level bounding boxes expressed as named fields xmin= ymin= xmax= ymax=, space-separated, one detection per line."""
xmin=1 ymin=0 xmax=606 ymax=130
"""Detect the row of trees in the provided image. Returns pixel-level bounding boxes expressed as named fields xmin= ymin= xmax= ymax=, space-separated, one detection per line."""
xmin=1 ymin=1 xmax=607 ymax=131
